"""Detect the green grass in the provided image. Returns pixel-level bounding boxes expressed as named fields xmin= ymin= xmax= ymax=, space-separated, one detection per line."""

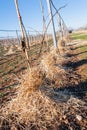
xmin=72 ymin=34 xmax=87 ymax=40
xmin=78 ymin=45 xmax=87 ymax=59
xmin=0 ymin=92 xmax=5 ymax=98
xmin=71 ymin=33 xmax=83 ymax=37
xmin=77 ymin=44 xmax=87 ymax=81
xmin=0 ymin=45 xmax=5 ymax=57
xmin=81 ymin=46 xmax=87 ymax=52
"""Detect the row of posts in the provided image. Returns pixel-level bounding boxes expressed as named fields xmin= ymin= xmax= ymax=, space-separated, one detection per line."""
xmin=17 ymin=32 xmax=53 ymax=46
xmin=14 ymin=0 xmax=69 ymax=70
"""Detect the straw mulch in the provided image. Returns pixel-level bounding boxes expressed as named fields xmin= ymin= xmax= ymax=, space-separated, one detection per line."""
xmin=58 ymin=39 xmax=66 ymax=56
xmin=0 ymin=91 xmax=61 ymax=129
xmin=1 ymin=47 xmax=86 ymax=130
xmin=0 ymin=91 xmax=87 ymax=130
xmin=0 ymin=66 xmax=62 ymax=129
xmin=0 ymin=50 xmax=68 ymax=129
xmin=41 ymin=49 xmax=71 ymax=88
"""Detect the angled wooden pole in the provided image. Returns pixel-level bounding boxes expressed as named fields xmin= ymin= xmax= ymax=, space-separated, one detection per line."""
xmin=16 ymin=30 xmax=20 ymax=46
xmin=40 ymin=0 xmax=49 ymax=49
xmin=56 ymin=14 xmax=63 ymax=40
xmin=50 ymin=0 xmax=69 ymax=41
xmin=14 ymin=0 xmax=25 ymax=38
xmin=14 ymin=0 xmax=31 ymax=70
xmin=46 ymin=0 xmax=57 ymax=49
xmin=40 ymin=0 xmax=46 ymax=33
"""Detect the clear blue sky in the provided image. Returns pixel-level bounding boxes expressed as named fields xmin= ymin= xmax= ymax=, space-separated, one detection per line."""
xmin=0 ymin=0 xmax=87 ymax=36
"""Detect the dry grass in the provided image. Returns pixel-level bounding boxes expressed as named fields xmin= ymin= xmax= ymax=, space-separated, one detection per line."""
xmin=5 ymin=46 xmax=14 ymax=55
xmin=0 ymin=91 xmax=87 ymax=129
xmin=41 ymin=48 xmax=68 ymax=80
xmin=57 ymin=39 xmax=71 ymax=56
xmin=0 ymin=66 xmax=60 ymax=129
xmin=0 ymin=50 xmax=68 ymax=129
xmin=40 ymin=48 xmax=72 ymax=88
xmin=19 ymin=67 xmax=44 ymax=92
xmin=64 ymin=35 xmax=71 ymax=43
xmin=0 ymin=91 xmax=60 ymax=129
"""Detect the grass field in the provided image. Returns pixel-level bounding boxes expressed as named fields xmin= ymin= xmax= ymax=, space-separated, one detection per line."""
xmin=71 ymin=33 xmax=87 ymax=40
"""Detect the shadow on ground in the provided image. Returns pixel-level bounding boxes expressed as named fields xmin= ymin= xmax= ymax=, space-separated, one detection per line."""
xmin=66 ymin=59 xmax=87 ymax=69
xmin=73 ymin=44 xmax=87 ymax=50
xmin=53 ymin=80 xmax=87 ymax=103
xmin=69 ymin=51 xmax=87 ymax=57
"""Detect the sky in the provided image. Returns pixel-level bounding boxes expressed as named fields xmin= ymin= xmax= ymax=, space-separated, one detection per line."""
xmin=0 ymin=0 xmax=87 ymax=37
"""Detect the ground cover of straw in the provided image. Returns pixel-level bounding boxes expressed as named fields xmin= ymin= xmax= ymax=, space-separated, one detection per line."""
xmin=0 ymin=42 xmax=87 ymax=130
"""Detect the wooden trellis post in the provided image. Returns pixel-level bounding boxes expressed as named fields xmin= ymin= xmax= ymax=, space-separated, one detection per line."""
xmin=16 ymin=30 xmax=20 ymax=45
xmin=46 ymin=0 xmax=58 ymax=49
xmin=58 ymin=13 xmax=69 ymax=41
xmin=57 ymin=14 xmax=63 ymax=40
xmin=14 ymin=0 xmax=30 ymax=70
xmin=50 ymin=0 xmax=69 ymax=42
xmin=40 ymin=0 xmax=49 ymax=49
xmin=40 ymin=0 xmax=46 ymax=34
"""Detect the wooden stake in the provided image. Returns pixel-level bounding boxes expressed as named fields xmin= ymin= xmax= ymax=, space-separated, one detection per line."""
xmin=46 ymin=0 xmax=58 ymax=49
xmin=40 ymin=0 xmax=49 ymax=49
xmin=14 ymin=0 xmax=31 ymax=71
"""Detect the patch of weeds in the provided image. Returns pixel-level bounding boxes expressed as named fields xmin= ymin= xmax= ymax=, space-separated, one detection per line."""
xmin=83 ymin=77 xmax=87 ymax=83
xmin=8 ymin=85 xmax=13 ymax=90
xmin=3 ymin=77 xmax=8 ymax=82
xmin=80 ymin=46 xmax=87 ymax=52
xmin=0 ymin=69 xmax=4 ymax=73
xmin=0 ymin=92 xmax=5 ymax=98
xmin=59 ymin=80 xmax=64 ymax=85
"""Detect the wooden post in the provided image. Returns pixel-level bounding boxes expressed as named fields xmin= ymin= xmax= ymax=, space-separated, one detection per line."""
xmin=14 ymin=0 xmax=30 ymax=70
xmin=40 ymin=0 xmax=49 ymax=49
xmin=14 ymin=0 xmax=25 ymax=38
xmin=16 ymin=30 xmax=20 ymax=45
xmin=57 ymin=14 xmax=63 ymax=40
xmin=40 ymin=0 xmax=46 ymax=33
xmin=46 ymin=0 xmax=57 ymax=48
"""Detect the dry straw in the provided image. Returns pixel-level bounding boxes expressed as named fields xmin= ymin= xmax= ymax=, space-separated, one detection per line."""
xmin=0 ymin=65 xmax=59 ymax=129
xmin=0 ymin=48 xmax=70 ymax=129
xmin=41 ymin=48 xmax=68 ymax=80
xmin=1 ymin=91 xmax=60 ymax=129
